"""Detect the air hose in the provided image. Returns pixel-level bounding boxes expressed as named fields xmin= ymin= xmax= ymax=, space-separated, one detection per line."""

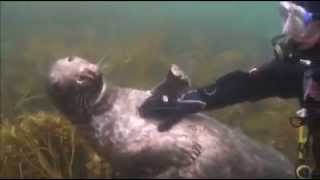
xmin=296 ymin=126 xmax=313 ymax=179
xmin=290 ymin=113 xmax=313 ymax=179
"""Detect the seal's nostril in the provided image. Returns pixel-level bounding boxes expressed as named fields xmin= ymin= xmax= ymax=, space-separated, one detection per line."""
xmin=85 ymin=64 xmax=99 ymax=76
xmin=91 ymin=65 xmax=99 ymax=74
xmin=79 ymin=74 xmax=87 ymax=82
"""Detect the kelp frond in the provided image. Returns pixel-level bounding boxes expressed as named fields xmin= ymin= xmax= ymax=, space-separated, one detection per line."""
xmin=0 ymin=112 xmax=112 ymax=178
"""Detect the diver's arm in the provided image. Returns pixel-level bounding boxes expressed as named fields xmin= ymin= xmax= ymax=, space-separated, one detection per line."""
xmin=188 ymin=59 xmax=305 ymax=110
xmin=140 ymin=58 xmax=305 ymax=116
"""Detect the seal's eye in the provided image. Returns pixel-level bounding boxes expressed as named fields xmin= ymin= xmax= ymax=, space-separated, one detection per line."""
xmin=67 ymin=56 xmax=74 ymax=62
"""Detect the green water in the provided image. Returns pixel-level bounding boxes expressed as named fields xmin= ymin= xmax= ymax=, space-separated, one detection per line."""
xmin=1 ymin=1 xmax=302 ymax=173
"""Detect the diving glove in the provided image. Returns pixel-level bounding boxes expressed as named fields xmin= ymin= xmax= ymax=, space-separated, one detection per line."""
xmin=139 ymin=64 xmax=207 ymax=117
xmin=139 ymin=89 xmax=207 ymax=117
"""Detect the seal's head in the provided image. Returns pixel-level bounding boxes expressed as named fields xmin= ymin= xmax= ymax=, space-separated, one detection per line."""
xmin=47 ymin=56 xmax=106 ymax=123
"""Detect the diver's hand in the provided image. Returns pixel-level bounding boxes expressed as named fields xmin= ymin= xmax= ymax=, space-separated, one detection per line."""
xmin=139 ymin=90 xmax=207 ymax=117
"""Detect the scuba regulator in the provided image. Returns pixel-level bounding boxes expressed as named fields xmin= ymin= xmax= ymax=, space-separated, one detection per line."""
xmin=272 ymin=34 xmax=320 ymax=178
xmin=271 ymin=34 xmax=320 ymax=65
xmin=272 ymin=34 xmax=298 ymax=63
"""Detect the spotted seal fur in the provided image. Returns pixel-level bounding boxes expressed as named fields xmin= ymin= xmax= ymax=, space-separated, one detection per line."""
xmin=47 ymin=56 xmax=294 ymax=178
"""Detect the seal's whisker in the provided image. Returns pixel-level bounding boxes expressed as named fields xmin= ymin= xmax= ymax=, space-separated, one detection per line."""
xmin=97 ymin=53 xmax=109 ymax=67
xmin=75 ymin=93 xmax=80 ymax=105
xmin=76 ymin=92 xmax=85 ymax=113
xmin=83 ymin=94 xmax=88 ymax=108
xmin=101 ymin=64 xmax=111 ymax=71
xmin=74 ymin=93 xmax=81 ymax=113
xmin=84 ymin=96 xmax=90 ymax=113
xmin=81 ymin=94 xmax=85 ymax=107
xmin=80 ymin=94 xmax=85 ymax=114
xmin=82 ymin=93 xmax=87 ymax=107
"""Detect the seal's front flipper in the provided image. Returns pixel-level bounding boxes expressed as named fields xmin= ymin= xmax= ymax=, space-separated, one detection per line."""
xmin=139 ymin=64 xmax=205 ymax=118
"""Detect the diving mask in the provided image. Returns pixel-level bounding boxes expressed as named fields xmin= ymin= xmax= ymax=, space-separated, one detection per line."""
xmin=280 ymin=1 xmax=320 ymax=49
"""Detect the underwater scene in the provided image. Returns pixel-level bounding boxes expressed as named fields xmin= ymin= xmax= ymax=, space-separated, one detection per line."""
xmin=0 ymin=1 xmax=311 ymax=178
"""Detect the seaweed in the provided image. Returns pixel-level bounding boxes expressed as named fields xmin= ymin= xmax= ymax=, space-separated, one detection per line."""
xmin=0 ymin=112 xmax=112 ymax=178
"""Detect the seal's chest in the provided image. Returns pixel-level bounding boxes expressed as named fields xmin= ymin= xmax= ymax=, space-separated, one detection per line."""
xmin=111 ymin=108 xmax=158 ymax=142
xmin=109 ymin=99 xmax=155 ymax=137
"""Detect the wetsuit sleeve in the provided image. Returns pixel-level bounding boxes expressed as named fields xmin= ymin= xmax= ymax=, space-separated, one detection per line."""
xmin=195 ymin=59 xmax=305 ymax=110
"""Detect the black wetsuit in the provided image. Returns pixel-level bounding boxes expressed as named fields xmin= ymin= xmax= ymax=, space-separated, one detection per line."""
xmin=195 ymin=58 xmax=305 ymax=109
xmin=143 ymin=53 xmax=320 ymax=176
xmin=186 ymin=56 xmax=320 ymax=176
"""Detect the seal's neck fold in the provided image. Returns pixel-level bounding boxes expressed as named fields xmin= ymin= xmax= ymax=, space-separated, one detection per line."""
xmin=94 ymin=79 xmax=107 ymax=106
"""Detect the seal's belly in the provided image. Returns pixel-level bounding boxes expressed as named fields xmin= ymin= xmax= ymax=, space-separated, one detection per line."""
xmin=92 ymin=88 xmax=294 ymax=178
xmin=110 ymin=88 xmax=181 ymax=149
xmin=111 ymin=88 xmax=203 ymax=133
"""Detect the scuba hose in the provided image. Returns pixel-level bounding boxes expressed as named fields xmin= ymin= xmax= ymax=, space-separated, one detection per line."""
xmin=271 ymin=34 xmax=302 ymax=64
xmin=296 ymin=125 xmax=312 ymax=179
xmin=272 ymin=35 xmax=316 ymax=178
xmin=289 ymin=111 xmax=313 ymax=179
xmin=271 ymin=33 xmax=320 ymax=64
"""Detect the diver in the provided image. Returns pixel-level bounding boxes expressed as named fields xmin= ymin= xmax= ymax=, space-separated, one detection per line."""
xmin=143 ymin=1 xmax=320 ymax=178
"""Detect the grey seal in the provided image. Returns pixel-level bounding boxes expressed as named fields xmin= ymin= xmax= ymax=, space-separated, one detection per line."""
xmin=47 ymin=56 xmax=294 ymax=178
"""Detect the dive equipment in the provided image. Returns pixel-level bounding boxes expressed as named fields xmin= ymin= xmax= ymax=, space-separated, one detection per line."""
xmin=290 ymin=108 xmax=313 ymax=179
xmin=271 ymin=34 xmax=300 ymax=63
xmin=271 ymin=34 xmax=319 ymax=63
